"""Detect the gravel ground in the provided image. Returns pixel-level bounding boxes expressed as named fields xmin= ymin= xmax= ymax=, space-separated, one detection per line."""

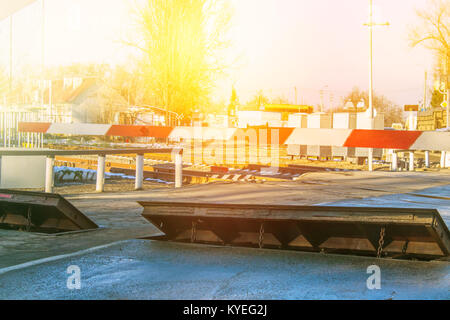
xmin=19 ymin=179 xmax=172 ymax=195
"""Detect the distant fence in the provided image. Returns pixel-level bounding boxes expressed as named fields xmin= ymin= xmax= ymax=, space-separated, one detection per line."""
xmin=1 ymin=111 xmax=44 ymax=148
xmin=0 ymin=148 xmax=183 ymax=193
xmin=0 ymin=111 xmax=72 ymax=148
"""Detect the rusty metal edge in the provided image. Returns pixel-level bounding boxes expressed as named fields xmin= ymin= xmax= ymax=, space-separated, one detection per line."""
xmin=139 ymin=201 xmax=450 ymax=257
xmin=138 ymin=201 xmax=441 ymax=216
xmin=0 ymin=189 xmax=98 ymax=230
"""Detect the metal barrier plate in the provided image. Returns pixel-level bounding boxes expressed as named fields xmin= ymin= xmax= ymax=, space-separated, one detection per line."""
xmin=140 ymin=201 xmax=450 ymax=260
xmin=0 ymin=189 xmax=98 ymax=233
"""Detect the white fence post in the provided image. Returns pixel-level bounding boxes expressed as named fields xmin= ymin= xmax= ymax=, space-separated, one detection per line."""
xmin=425 ymin=151 xmax=430 ymax=168
xmin=409 ymin=152 xmax=415 ymax=171
xmin=45 ymin=156 xmax=54 ymax=193
xmin=368 ymin=148 xmax=374 ymax=172
xmin=135 ymin=154 xmax=144 ymax=190
xmin=391 ymin=151 xmax=398 ymax=172
xmin=96 ymin=155 xmax=106 ymax=192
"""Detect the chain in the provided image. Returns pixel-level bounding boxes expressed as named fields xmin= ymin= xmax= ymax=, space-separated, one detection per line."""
xmin=402 ymin=240 xmax=409 ymax=255
xmin=191 ymin=221 xmax=197 ymax=243
xmin=376 ymin=227 xmax=386 ymax=258
xmin=258 ymin=222 xmax=264 ymax=248
xmin=26 ymin=206 xmax=32 ymax=232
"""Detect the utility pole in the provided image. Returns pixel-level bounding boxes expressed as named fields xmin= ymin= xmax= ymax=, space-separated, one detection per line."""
xmin=41 ymin=0 xmax=45 ymax=107
xmin=49 ymin=79 xmax=52 ymax=120
xmin=364 ymin=0 xmax=388 ymax=172
xmin=364 ymin=0 xmax=389 ymax=121
xmin=329 ymin=92 xmax=334 ymax=113
xmin=294 ymin=87 xmax=298 ymax=105
xmin=423 ymin=70 xmax=427 ymax=110
xmin=320 ymin=89 xmax=324 ymax=113
xmin=319 ymin=85 xmax=328 ymax=113
xmin=9 ymin=15 xmax=13 ymax=105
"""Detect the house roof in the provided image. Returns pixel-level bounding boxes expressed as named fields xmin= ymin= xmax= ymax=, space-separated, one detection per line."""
xmin=43 ymin=77 xmax=129 ymax=111
xmin=65 ymin=78 xmax=98 ymax=104
xmin=43 ymin=78 xmax=97 ymax=105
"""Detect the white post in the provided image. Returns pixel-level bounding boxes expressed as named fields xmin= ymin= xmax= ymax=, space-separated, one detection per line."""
xmin=45 ymin=156 xmax=54 ymax=193
xmin=135 ymin=154 xmax=144 ymax=190
xmin=441 ymin=151 xmax=446 ymax=168
xmin=409 ymin=152 xmax=415 ymax=172
xmin=175 ymin=150 xmax=183 ymax=188
xmin=18 ymin=112 xmax=21 ymax=148
xmin=368 ymin=148 xmax=373 ymax=172
xmin=96 ymin=155 xmax=106 ymax=192
xmin=424 ymin=151 xmax=430 ymax=168
xmin=408 ymin=111 xmax=414 ymax=130
xmin=391 ymin=151 xmax=398 ymax=171
xmin=7 ymin=114 xmax=10 ymax=147
xmin=3 ymin=113 xmax=6 ymax=147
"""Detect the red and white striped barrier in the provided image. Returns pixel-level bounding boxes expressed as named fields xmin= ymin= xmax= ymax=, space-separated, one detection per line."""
xmin=18 ymin=122 xmax=450 ymax=151
xmin=285 ymin=128 xmax=450 ymax=151
xmin=18 ymin=122 xmax=174 ymax=138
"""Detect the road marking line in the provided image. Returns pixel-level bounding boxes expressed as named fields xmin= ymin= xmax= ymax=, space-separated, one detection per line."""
xmin=0 ymin=240 xmax=128 ymax=276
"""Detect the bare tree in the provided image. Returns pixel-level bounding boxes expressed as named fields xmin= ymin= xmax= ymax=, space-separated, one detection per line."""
xmin=342 ymin=87 xmax=403 ymax=126
xmin=270 ymin=95 xmax=291 ymax=105
xmin=128 ymin=0 xmax=233 ymax=121
xmin=247 ymin=90 xmax=270 ymax=107
xmin=409 ymin=0 xmax=450 ymax=69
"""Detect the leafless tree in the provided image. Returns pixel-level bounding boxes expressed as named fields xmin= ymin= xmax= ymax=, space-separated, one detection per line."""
xmin=127 ymin=0 xmax=233 ymax=120
xmin=409 ymin=0 xmax=450 ymax=71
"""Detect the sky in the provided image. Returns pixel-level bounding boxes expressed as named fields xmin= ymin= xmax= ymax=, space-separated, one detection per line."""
xmin=0 ymin=0 xmax=437 ymax=108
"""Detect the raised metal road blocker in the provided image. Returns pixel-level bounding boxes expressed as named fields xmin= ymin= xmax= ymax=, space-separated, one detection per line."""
xmin=0 ymin=189 xmax=98 ymax=233
xmin=140 ymin=202 xmax=450 ymax=260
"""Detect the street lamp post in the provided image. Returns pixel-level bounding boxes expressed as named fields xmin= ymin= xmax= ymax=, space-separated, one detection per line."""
xmin=365 ymin=0 xmax=389 ymax=121
xmin=9 ymin=15 xmax=13 ymax=104
xmin=364 ymin=0 xmax=389 ymax=172
xmin=41 ymin=0 xmax=45 ymax=108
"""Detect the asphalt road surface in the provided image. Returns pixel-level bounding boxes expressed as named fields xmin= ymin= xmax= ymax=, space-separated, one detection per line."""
xmin=0 ymin=240 xmax=449 ymax=300
xmin=0 ymin=171 xmax=449 ymax=300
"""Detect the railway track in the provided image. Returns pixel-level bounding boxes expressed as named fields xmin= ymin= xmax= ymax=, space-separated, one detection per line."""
xmin=52 ymin=153 xmax=362 ymax=185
